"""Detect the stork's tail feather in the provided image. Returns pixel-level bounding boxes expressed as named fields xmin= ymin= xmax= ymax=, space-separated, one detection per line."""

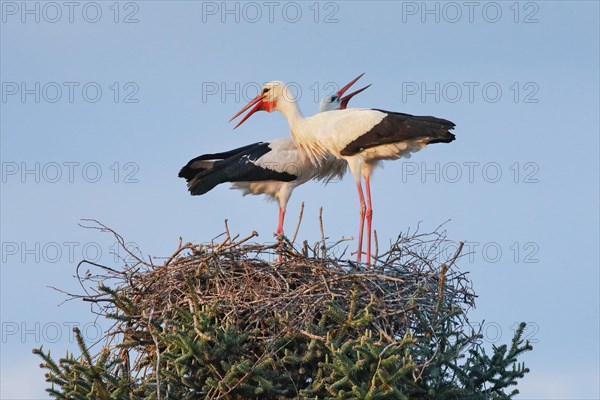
xmin=178 ymin=159 xmax=226 ymax=196
xmin=178 ymin=142 xmax=267 ymax=196
xmin=178 ymin=160 xmax=214 ymax=181
xmin=178 ymin=141 xmax=296 ymax=197
xmin=186 ymin=170 xmax=228 ymax=196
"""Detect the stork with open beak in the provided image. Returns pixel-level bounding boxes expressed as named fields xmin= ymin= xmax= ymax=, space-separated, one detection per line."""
xmin=230 ymin=74 xmax=456 ymax=265
xmin=179 ymin=75 xmax=370 ymax=239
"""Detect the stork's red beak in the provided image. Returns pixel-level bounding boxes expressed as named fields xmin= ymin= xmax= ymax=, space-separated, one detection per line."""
xmin=335 ymin=73 xmax=370 ymax=109
xmin=230 ymin=93 xmax=275 ymax=129
xmin=337 ymin=73 xmax=364 ymax=97
xmin=340 ymin=84 xmax=371 ymax=109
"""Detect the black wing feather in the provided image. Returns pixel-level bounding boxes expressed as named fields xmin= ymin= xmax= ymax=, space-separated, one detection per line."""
xmin=179 ymin=142 xmax=297 ymax=196
xmin=340 ymin=110 xmax=456 ymax=156
xmin=178 ymin=142 xmax=264 ymax=180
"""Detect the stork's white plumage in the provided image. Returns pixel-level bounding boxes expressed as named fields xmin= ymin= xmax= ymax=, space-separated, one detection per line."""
xmin=179 ymin=75 xmax=369 ymax=238
xmin=230 ymin=75 xmax=456 ymax=265
xmin=227 ymin=138 xmax=345 ymax=235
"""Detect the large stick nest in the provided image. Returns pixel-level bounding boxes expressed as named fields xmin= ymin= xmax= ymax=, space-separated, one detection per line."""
xmin=69 ymin=220 xmax=475 ymax=348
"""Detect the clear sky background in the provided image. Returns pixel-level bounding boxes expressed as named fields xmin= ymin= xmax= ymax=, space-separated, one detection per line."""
xmin=1 ymin=1 xmax=599 ymax=398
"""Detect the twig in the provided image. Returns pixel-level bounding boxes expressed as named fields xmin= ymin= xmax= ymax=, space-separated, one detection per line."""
xmin=299 ymin=329 xmax=326 ymax=343
xmin=224 ymin=219 xmax=231 ymax=242
xmin=374 ymin=229 xmax=379 ymax=268
xmin=319 ymin=207 xmax=326 ymax=259
xmin=164 ymin=243 xmax=194 ymax=267
xmin=437 ymin=241 xmax=464 ymax=312
xmin=291 ymin=202 xmax=304 ymax=245
xmin=445 ymin=241 xmax=464 ymax=270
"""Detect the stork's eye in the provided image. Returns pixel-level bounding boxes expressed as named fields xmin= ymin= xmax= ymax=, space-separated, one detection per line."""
xmin=330 ymin=95 xmax=338 ymax=102
xmin=262 ymin=87 xmax=270 ymax=95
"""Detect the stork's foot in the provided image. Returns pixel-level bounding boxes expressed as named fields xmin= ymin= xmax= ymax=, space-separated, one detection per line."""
xmin=274 ymin=232 xmax=286 ymax=264
xmin=351 ymin=249 xmax=365 ymax=266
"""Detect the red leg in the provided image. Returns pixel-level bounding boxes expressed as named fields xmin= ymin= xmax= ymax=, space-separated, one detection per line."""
xmin=364 ymin=174 xmax=373 ymax=266
xmin=276 ymin=207 xmax=285 ymax=263
xmin=276 ymin=207 xmax=285 ymax=236
xmin=355 ymin=180 xmax=366 ymax=264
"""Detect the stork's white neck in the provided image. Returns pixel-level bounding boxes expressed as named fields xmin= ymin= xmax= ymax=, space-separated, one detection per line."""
xmin=274 ymin=89 xmax=304 ymax=129
xmin=272 ymin=84 xmax=328 ymax=164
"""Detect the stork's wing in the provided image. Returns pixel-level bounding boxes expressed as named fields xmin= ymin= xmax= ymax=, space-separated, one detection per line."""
xmin=179 ymin=142 xmax=297 ymax=196
xmin=340 ymin=110 xmax=455 ymax=156
xmin=178 ymin=142 xmax=264 ymax=180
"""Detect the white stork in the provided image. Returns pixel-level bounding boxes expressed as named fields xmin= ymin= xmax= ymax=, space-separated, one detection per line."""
xmin=230 ymin=76 xmax=456 ymax=265
xmin=178 ymin=75 xmax=369 ymax=237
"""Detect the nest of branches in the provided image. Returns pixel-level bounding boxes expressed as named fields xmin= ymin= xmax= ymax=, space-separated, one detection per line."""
xmin=38 ymin=220 xmax=538 ymax=400
xmin=71 ymin=219 xmax=474 ymax=348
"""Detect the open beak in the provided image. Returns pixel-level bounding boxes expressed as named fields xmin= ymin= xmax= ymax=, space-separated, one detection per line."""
xmin=340 ymin=84 xmax=371 ymax=109
xmin=335 ymin=73 xmax=369 ymax=109
xmin=229 ymin=93 xmax=266 ymax=129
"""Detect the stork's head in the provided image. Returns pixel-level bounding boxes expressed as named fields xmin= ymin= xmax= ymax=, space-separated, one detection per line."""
xmin=230 ymin=81 xmax=295 ymax=129
xmin=319 ymin=73 xmax=371 ymax=112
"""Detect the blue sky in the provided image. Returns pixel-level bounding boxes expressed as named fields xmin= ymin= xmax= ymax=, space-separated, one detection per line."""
xmin=1 ymin=1 xmax=599 ymax=398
